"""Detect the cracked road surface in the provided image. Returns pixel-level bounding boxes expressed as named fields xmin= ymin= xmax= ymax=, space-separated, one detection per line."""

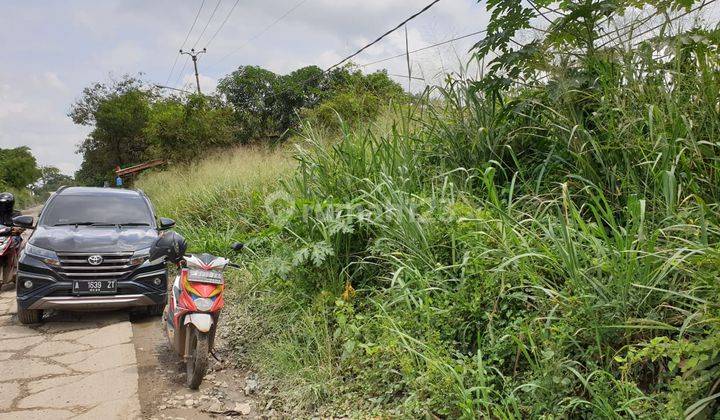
xmin=0 ymin=290 xmax=141 ymax=419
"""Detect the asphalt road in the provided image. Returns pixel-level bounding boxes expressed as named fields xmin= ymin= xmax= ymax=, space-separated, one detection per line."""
xmin=0 ymin=292 xmax=142 ymax=418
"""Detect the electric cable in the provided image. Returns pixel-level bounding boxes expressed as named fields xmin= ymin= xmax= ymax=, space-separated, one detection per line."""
xmin=166 ymin=0 xmax=207 ymax=85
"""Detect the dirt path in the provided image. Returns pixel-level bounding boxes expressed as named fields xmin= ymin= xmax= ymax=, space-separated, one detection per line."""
xmin=131 ymin=315 xmax=260 ymax=419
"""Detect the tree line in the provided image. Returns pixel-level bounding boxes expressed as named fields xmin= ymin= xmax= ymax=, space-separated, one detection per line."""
xmin=71 ymin=65 xmax=405 ymax=186
xmin=0 ymin=147 xmax=73 ymax=207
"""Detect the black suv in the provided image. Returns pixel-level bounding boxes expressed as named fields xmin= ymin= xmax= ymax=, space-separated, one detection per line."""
xmin=14 ymin=187 xmax=175 ymax=324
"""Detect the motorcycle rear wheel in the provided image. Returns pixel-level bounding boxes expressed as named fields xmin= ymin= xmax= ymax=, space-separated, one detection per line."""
xmin=186 ymin=326 xmax=209 ymax=389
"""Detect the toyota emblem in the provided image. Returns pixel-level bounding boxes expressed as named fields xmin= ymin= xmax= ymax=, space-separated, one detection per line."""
xmin=87 ymin=255 xmax=104 ymax=265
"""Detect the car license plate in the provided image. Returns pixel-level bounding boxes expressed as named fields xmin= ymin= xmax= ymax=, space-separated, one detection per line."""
xmin=73 ymin=279 xmax=117 ymax=295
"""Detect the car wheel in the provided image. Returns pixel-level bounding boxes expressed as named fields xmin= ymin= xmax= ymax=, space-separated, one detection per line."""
xmin=17 ymin=307 xmax=43 ymax=324
xmin=146 ymin=303 xmax=165 ymax=316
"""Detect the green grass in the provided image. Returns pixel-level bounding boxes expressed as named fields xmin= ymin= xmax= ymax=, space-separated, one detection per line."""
xmin=138 ymin=37 xmax=720 ymax=418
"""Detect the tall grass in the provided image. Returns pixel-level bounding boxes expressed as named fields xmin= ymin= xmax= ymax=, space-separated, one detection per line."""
xmin=139 ymin=33 xmax=720 ymax=418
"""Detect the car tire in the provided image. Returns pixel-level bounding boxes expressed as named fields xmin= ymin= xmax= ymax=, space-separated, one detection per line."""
xmin=147 ymin=303 xmax=165 ymax=316
xmin=17 ymin=307 xmax=43 ymax=324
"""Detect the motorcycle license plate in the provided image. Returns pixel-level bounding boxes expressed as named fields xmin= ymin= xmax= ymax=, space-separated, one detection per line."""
xmin=187 ymin=269 xmax=224 ymax=284
xmin=73 ymin=280 xmax=117 ymax=295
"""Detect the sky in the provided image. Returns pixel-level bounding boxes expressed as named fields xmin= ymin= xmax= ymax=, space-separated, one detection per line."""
xmin=0 ymin=0 xmax=489 ymax=175
xmin=1 ymin=1 xmax=718 ymax=175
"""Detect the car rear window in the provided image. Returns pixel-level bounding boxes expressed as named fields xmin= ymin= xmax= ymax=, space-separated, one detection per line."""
xmin=40 ymin=195 xmax=154 ymax=227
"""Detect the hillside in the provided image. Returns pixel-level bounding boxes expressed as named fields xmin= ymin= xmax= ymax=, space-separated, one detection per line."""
xmin=137 ymin=3 xmax=720 ymax=418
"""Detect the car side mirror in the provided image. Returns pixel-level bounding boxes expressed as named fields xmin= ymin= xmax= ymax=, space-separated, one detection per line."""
xmin=12 ymin=215 xmax=34 ymax=229
xmin=158 ymin=217 xmax=175 ymax=230
xmin=231 ymin=242 xmax=244 ymax=251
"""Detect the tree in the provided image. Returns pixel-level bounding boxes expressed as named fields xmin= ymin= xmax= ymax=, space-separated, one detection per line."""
xmin=306 ymin=66 xmax=405 ymax=130
xmin=70 ymin=76 xmax=152 ymax=185
xmin=0 ymin=147 xmax=41 ymax=189
xmin=473 ymin=0 xmax=700 ymax=94
xmin=144 ymin=94 xmax=238 ymax=161
xmin=217 ymin=66 xmax=280 ymax=139
xmin=32 ymin=166 xmax=74 ymax=197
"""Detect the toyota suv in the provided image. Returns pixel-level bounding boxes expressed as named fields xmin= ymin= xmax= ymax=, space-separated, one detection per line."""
xmin=13 ymin=186 xmax=175 ymax=324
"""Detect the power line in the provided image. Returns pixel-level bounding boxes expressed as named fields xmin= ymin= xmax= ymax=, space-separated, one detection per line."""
xmin=166 ymin=0 xmax=207 ymax=85
xmin=204 ymin=0 xmax=242 ymax=49
xmin=597 ymin=0 xmax=715 ymax=49
xmin=155 ymin=84 xmax=195 ymax=94
xmin=192 ymin=0 xmax=223 ymax=49
xmin=327 ymin=0 xmax=443 ymax=72
xmin=207 ymin=0 xmax=308 ymax=70
xmin=250 ymin=0 xmax=450 ymax=104
xmin=174 ymin=57 xmax=191 ymax=88
xmin=174 ymin=0 xmax=223 ymax=88
xmin=359 ymin=30 xmax=485 ymax=68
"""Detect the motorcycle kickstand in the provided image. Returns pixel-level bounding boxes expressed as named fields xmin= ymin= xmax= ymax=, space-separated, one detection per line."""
xmin=210 ymin=349 xmax=224 ymax=363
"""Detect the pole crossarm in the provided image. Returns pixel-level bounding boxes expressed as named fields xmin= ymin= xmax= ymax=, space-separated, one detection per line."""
xmin=180 ymin=48 xmax=207 ymax=94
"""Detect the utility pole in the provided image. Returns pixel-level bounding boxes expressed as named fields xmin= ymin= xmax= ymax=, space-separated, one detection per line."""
xmin=179 ymin=48 xmax=206 ymax=94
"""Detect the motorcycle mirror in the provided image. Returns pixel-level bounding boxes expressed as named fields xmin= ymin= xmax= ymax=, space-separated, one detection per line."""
xmin=149 ymin=231 xmax=187 ymax=263
xmin=12 ymin=215 xmax=34 ymax=229
xmin=158 ymin=217 xmax=175 ymax=230
xmin=230 ymin=242 xmax=244 ymax=252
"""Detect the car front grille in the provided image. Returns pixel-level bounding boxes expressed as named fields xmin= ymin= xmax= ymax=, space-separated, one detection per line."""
xmin=56 ymin=252 xmax=135 ymax=281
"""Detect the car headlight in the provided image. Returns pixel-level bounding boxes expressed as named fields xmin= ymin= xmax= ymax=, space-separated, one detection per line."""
xmin=130 ymin=247 xmax=151 ymax=266
xmin=193 ymin=297 xmax=213 ymax=312
xmin=24 ymin=243 xmax=60 ymax=267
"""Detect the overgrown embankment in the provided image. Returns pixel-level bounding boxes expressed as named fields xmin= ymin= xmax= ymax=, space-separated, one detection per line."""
xmin=139 ymin=16 xmax=720 ymax=420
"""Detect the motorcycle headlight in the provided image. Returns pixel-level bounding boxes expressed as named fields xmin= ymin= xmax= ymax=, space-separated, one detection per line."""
xmin=130 ymin=247 xmax=150 ymax=266
xmin=193 ymin=297 xmax=213 ymax=312
xmin=24 ymin=243 xmax=60 ymax=267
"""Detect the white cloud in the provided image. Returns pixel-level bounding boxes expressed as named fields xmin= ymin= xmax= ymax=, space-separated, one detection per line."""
xmin=41 ymin=72 xmax=68 ymax=92
xmin=0 ymin=0 xmax=500 ymax=174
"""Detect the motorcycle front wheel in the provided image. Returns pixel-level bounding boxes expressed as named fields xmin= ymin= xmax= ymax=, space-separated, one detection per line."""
xmin=186 ymin=326 xmax=209 ymax=389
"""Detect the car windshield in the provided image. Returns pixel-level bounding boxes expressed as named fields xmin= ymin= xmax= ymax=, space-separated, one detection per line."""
xmin=41 ymin=195 xmax=153 ymax=227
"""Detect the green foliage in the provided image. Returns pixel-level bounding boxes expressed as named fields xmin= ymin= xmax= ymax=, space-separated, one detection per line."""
xmin=141 ymin=15 xmax=720 ymax=418
xmin=218 ymin=65 xmax=404 ymax=137
xmin=473 ymin=0 xmax=701 ymax=94
xmin=73 ymin=67 xmax=402 ymax=186
xmin=305 ymin=67 xmax=405 ymax=131
xmin=0 ymin=146 xmax=41 ymax=190
xmin=144 ymin=94 xmax=238 ymax=161
xmin=32 ymin=166 xmax=75 ymax=198
xmin=71 ymin=75 xmax=151 ymax=185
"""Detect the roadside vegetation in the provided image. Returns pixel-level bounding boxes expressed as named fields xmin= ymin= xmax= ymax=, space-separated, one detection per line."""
xmin=70 ymin=66 xmax=404 ymax=186
xmin=0 ymin=146 xmax=71 ymax=208
xmin=137 ymin=1 xmax=720 ymax=417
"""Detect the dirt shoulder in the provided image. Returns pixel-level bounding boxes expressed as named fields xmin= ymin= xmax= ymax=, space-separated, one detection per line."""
xmin=131 ymin=314 xmax=264 ymax=419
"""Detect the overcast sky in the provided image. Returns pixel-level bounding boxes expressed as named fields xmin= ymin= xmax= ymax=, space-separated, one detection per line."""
xmin=2 ymin=1 xmax=718 ymax=175
xmin=0 ymin=0 xmax=489 ymax=175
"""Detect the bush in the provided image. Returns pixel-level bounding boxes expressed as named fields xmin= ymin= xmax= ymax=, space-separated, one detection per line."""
xmin=140 ymin=26 xmax=720 ymax=418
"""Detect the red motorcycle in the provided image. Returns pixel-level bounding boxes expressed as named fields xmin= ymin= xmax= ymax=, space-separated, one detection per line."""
xmin=149 ymin=232 xmax=243 ymax=389
xmin=0 ymin=193 xmax=23 ymax=285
